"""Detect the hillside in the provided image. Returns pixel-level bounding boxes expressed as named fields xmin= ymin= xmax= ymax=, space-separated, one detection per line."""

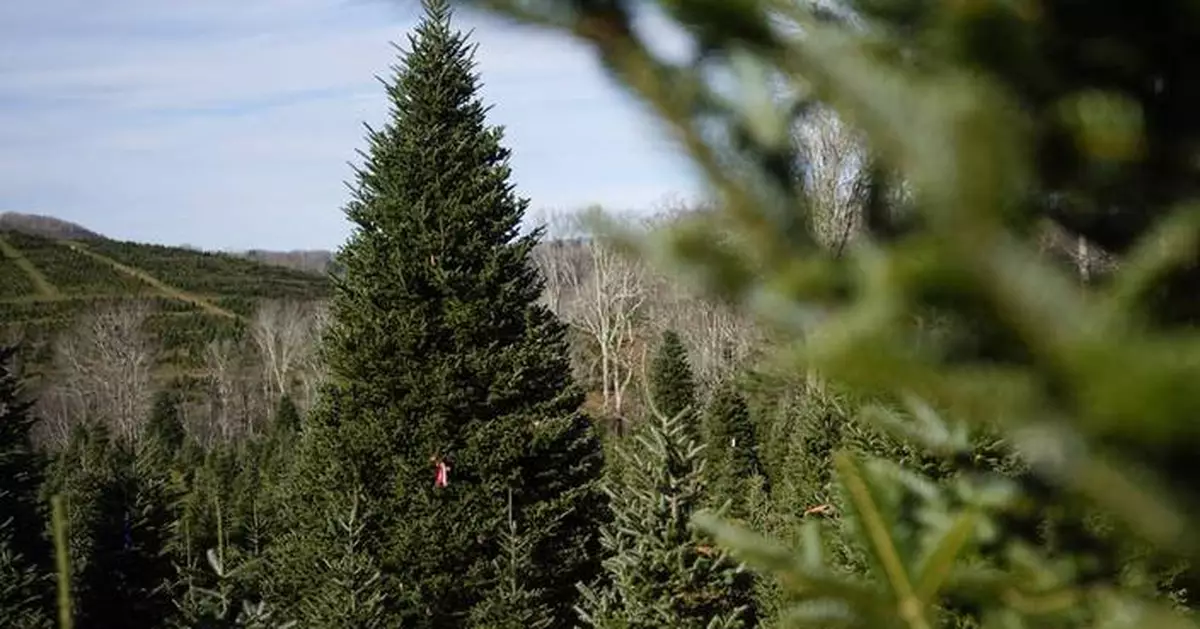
xmin=0 ymin=228 xmax=329 ymax=369
xmin=0 ymin=212 xmax=102 ymax=241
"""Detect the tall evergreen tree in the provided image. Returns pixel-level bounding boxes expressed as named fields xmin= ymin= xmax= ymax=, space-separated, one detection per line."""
xmin=648 ymin=330 xmax=698 ymax=437
xmin=273 ymin=1 xmax=606 ymax=625
xmin=0 ymin=345 xmax=51 ymax=628
xmin=576 ymin=408 xmax=753 ymax=628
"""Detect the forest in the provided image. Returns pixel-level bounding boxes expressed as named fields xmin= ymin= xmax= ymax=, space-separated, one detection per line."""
xmin=4 ymin=0 xmax=1200 ymax=628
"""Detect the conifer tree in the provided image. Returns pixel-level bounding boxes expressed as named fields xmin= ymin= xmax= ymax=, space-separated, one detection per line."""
xmin=146 ymin=389 xmax=185 ymax=460
xmin=274 ymin=1 xmax=605 ymax=625
xmin=271 ymin=395 xmax=300 ymax=437
xmin=648 ymin=330 xmax=698 ymax=437
xmin=702 ymin=381 xmax=760 ymax=518
xmin=44 ymin=421 xmax=176 ymax=627
xmin=296 ymin=491 xmax=388 ymax=629
xmin=469 ymin=492 xmax=554 ymax=629
xmin=0 ymin=345 xmax=51 ymax=628
xmin=576 ymin=407 xmax=753 ymax=628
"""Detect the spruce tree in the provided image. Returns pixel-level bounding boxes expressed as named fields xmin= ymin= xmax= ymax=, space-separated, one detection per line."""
xmin=576 ymin=408 xmax=753 ymax=628
xmin=648 ymin=330 xmax=697 ymax=437
xmin=274 ymin=1 xmax=605 ymax=625
xmin=0 ymin=344 xmax=51 ymax=628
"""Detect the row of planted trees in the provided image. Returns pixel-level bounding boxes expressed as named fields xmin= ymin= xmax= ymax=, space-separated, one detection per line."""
xmin=0 ymin=1 xmax=764 ymax=626
xmin=8 ymin=0 xmax=1200 ymax=627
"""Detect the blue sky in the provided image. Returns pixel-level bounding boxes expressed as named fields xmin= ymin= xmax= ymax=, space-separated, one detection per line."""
xmin=0 ymin=0 xmax=704 ymax=250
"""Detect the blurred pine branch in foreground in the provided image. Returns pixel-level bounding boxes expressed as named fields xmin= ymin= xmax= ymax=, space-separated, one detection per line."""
xmin=465 ymin=0 xmax=1200 ymax=626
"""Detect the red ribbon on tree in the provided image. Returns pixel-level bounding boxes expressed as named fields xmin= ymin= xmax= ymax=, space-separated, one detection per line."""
xmin=433 ymin=458 xmax=451 ymax=488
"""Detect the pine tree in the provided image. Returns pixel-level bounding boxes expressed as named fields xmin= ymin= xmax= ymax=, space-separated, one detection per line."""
xmin=576 ymin=408 xmax=753 ymax=629
xmin=146 ymin=389 xmax=185 ymax=461
xmin=0 ymin=344 xmax=51 ymax=628
xmin=702 ymin=381 xmax=760 ymax=519
xmin=648 ymin=330 xmax=698 ymax=437
xmin=274 ymin=1 xmax=605 ymax=625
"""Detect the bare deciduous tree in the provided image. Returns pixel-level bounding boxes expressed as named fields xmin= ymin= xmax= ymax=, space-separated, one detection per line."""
xmin=796 ymin=108 xmax=870 ymax=255
xmin=647 ymin=284 xmax=758 ymax=389
xmin=33 ymin=385 xmax=83 ymax=449
xmin=535 ymin=209 xmax=649 ymax=417
xmin=295 ymin=300 xmax=331 ymax=411
xmin=250 ymin=299 xmax=315 ymax=400
xmin=52 ymin=301 xmax=156 ymax=442
xmin=202 ymin=337 xmax=252 ymax=444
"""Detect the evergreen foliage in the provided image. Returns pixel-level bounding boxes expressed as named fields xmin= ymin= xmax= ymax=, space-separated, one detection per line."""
xmin=648 ymin=330 xmax=698 ymax=437
xmin=702 ymin=380 xmax=760 ymax=517
xmin=147 ymin=389 xmax=186 ymax=460
xmin=469 ymin=492 xmax=555 ymax=629
xmin=0 ymin=344 xmax=51 ymax=627
xmin=272 ymin=0 xmax=605 ymax=625
xmin=295 ymin=492 xmax=389 ymax=629
xmin=473 ymin=0 xmax=1200 ymax=627
xmin=14 ymin=0 xmax=1200 ymax=626
xmin=576 ymin=408 xmax=753 ymax=628
xmin=43 ymin=421 xmax=178 ymax=628
xmin=271 ymin=395 xmax=301 ymax=437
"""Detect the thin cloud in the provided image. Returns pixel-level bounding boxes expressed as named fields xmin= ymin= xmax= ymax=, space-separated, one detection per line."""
xmin=0 ymin=0 xmax=702 ymax=250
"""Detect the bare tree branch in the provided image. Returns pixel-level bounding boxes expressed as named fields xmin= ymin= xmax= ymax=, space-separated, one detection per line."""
xmin=52 ymin=301 xmax=156 ymax=443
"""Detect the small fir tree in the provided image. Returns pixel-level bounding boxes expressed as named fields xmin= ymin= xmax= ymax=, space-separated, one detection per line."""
xmin=44 ymin=421 xmax=178 ymax=627
xmin=648 ymin=330 xmax=698 ymax=438
xmin=273 ymin=1 xmax=606 ymax=624
xmin=576 ymin=408 xmax=753 ymax=629
xmin=702 ymin=381 xmax=761 ymax=518
xmin=296 ymin=491 xmax=389 ymax=629
xmin=146 ymin=389 xmax=186 ymax=460
xmin=271 ymin=395 xmax=301 ymax=437
xmin=468 ymin=491 xmax=554 ymax=629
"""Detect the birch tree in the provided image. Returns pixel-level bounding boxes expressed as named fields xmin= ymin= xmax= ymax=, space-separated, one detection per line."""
xmin=202 ymin=337 xmax=245 ymax=444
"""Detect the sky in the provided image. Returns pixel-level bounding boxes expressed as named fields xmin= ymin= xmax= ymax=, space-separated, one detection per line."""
xmin=0 ymin=0 xmax=705 ymax=251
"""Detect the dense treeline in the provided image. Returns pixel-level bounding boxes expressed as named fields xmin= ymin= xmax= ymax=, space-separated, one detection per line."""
xmin=4 ymin=0 xmax=1200 ymax=628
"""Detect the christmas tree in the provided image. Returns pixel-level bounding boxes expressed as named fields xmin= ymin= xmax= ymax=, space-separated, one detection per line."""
xmin=648 ymin=330 xmax=698 ymax=438
xmin=271 ymin=1 xmax=605 ymax=625
xmin=577 ymin=406 xmax=753 ymax=628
